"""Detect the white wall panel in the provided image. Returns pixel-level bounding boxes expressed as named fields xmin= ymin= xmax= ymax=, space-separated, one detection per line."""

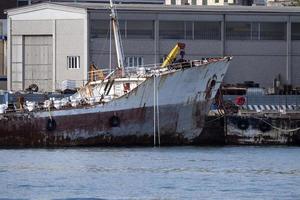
xmin=11 ymin=36 xmax=23 ymax=91
xmin=12 ymin=20 xmax=52 ymax=35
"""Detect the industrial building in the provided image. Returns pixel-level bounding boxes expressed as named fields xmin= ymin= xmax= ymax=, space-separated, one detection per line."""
xmin=165 ymin=0 xmax=236 ymax=6
xmin=0 ymin=0 xmax=34 ymax=89
xmin=6 ymin=2 xmax=300 ymax=92
xmin=164 ymin=0 xmax=264 ymax=6
xmin=0 ymin=0 xmax=165 ymax=90
xmin=13 ymin=0 xmax=164 ymax=5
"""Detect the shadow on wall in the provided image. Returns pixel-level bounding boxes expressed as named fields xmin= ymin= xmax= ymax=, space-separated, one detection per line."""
xmin=0 ymin=76 xmax=7 ymax=90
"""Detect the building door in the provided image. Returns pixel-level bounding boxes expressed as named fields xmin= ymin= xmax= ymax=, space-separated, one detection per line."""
xmin=24 ymin=35 xmax=53 ymax=92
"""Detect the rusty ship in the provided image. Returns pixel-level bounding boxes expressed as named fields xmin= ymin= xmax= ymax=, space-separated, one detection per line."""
xmin=0 ymin=0 xmax=232 ymax=147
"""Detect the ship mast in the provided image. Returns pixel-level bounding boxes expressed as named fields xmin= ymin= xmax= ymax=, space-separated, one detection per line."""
xmin=109 ymin=0 xmax=125 ymax=76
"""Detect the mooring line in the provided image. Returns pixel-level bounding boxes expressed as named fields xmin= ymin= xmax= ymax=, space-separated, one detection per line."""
xmin=153 ymin=74 xmax=156 ymax=147
xmin=253 ymin=116 xmax=300 ymax=133
xmin=156 ymin=76 xmax=160 ymax=147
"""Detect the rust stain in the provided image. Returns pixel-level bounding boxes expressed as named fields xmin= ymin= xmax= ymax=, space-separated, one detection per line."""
xmin=0 ymin=101 xmax=212 ymax=147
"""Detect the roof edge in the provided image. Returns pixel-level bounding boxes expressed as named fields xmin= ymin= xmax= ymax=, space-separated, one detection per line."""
xmin=6 ymin=2 xmax=87 ymax=16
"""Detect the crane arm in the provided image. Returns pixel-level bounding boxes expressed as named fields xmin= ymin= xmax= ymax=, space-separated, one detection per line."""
xmin=161 ymin=43 xmax=185 ymax=68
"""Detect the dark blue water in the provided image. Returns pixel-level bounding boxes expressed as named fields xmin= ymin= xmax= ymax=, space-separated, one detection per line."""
xmin=0 ymin=146 xmax=300 ymax=200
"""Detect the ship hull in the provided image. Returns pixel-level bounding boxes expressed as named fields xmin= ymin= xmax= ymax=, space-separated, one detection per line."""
xmin=0 ymin=101 xmax=212 ymax=147
xmin=0 ymin=59 xmax=230 ymax=147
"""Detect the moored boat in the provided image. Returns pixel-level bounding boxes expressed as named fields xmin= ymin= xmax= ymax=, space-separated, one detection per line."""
xmin=0 ymin=0 xmax=232 ymax=147
xmin=0 ymin=57 xmax=231 ymax=147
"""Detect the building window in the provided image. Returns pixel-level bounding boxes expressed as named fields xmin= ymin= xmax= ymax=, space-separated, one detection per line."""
xmin=90 ymin=20 xmax=110 ymax=38
xmin=126 ymin=56 xmax=144 ymax=67
xmin=171 ymin=0 xmax=176 ymax=4
xmin=159 ymin=20 xmax=221 ymax=40
xmin=91 ymin=19 xmax=153 ymax=39
xmin=292 ymin=23 xmax=300 ymax=40
xmin=17 ymin=0 xmax=30 ymax=7
xmin=226 ymin=22 xmax=261 ymax=40
xmin=67 ymin=56 xmax=80 ymax=69
xmin=226 ymin=22 xmax=286 ymax=40
xmin=192 ymin=0 xmax=197 ymax=5
xmin=126 ymin=20 xmax=154 ymax=39
xmin=90 ymin=20 xmax=125 ymax=38
xmin=159 ymin=21 xmax=185 ymax=39
xmin=185 ymin=21 xmax=193 ymax=39
xmin=260 ymin=22 xmax=286 ymax=40
xmin=194 ymin=22 xmax=221 ymax=40
xmin=215 ymin=0 xmax=219 ymax=3
xmin=160 ymin=21 xmax=192 ymax=39
xmin=226 ymin=22 xmax=252 ymax=40
xmin=119 ymin=20 xmax=126 ymax=38
xmin=202 ymin=0 xmax=207 ymax=5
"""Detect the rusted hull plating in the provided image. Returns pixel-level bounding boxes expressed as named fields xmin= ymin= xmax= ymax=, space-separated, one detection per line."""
xmin=226 ymin=116 xmax=300 ymax=145
xmin=0 ymin=59 xmax=230 ymax=147
xmin=0 ymin=101 xmax=213 ymax=147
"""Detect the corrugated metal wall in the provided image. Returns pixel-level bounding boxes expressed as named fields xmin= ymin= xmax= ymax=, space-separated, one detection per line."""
xmin=11 ymin=35 xmax=23 ymax=91
xmin=24 ymin=36 xmax=53 ymax=92
xmin=0 ymin=40 xmax=4 ymax=75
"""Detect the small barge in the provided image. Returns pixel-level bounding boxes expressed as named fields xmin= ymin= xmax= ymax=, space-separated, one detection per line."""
xmin=224 ymin=94 xmax=300 ymax=145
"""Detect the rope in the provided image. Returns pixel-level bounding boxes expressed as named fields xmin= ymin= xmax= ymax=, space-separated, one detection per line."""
xmin=156 ymin=75 xmax=160 ymax=147
xmin=205 ymin=115 xmax=225 ymax=124
xmin=153 ymin=74 xmax=156 ymax=147
xmin=213 ymin=87 xmax=300 ymax=133
xmin=253 ymin=116 xmax=300 ymax=133
xmin=152 ymin=73 xmax=161 ymax=147
xmin=48 ymin=105 xmax=52 ymax=120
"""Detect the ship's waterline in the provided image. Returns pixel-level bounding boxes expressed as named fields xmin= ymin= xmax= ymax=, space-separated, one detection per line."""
xmin=0 ymin=102 xmax=211 ymax=147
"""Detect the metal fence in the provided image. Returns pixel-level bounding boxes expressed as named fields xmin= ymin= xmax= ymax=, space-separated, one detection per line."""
xmin=224 ymin=95 xmax=300 ymax=107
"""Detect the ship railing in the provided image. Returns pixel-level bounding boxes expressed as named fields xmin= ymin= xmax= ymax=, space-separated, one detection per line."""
xmin=87 ymin=59 xmax=214 ymax=83
xmin=88 ymin=69 xmax=112 ymax=82
xmin=87 ymin=63 xmax=163 ymax=82
xmin=123 ymin=61 xmax=202 ymax=75
xmin=2 ymin=93 xmax=118 ymax=114
xmin=123 ymin=63 xmax=163 ymax=76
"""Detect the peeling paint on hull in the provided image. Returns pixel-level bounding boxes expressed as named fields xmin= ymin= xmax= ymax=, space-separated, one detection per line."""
xmin=0 ymin=59 xmax=231 ymax=147
xmin=0 ymin=102 xmax=212 ymax=147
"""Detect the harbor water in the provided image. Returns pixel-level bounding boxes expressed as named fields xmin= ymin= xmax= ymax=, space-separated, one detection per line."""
xmin=1 ymin=146 xmax=300 ymax=199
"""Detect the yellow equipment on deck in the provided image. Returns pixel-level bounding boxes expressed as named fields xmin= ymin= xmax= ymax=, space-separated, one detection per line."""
xmin=161 ymin=43 xmax=186 ymax=68
xmin=88 ymin=63 xmax=104 ymax=82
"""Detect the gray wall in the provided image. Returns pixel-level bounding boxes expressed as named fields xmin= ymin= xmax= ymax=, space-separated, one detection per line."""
xmin=89 ymin=10 xmax=300 ymax=88
xmin=225 ymin=41 xmax=287 ymax=86
xmin=0 ymin=40 xmax=6 ymax=76
xmin=292 ymin=41 xmax=300 ymax=85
